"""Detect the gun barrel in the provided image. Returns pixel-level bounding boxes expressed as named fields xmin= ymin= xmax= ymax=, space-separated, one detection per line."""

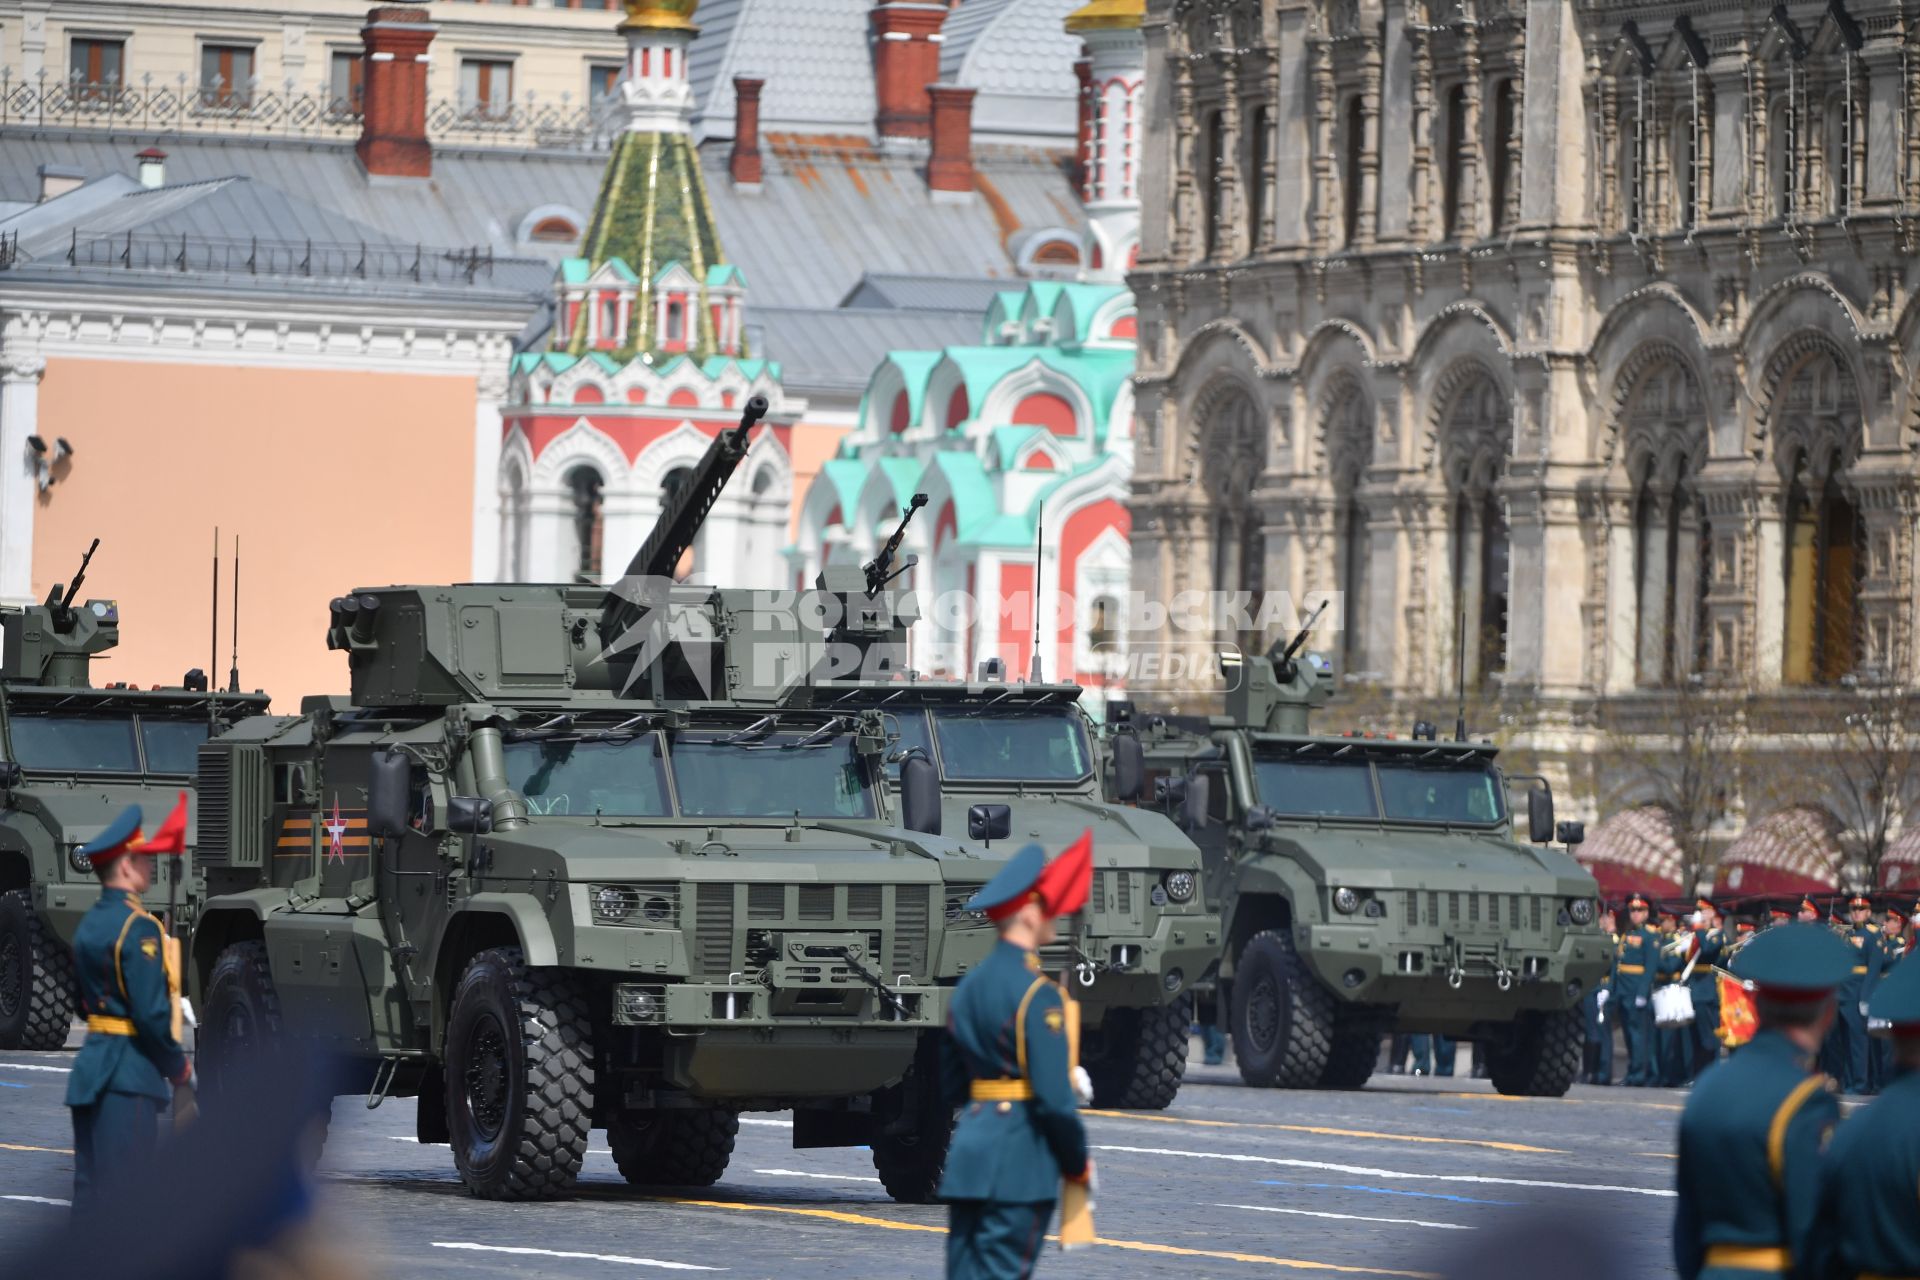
xmin=58 ymin=538 xmax=101 ymax=611
xmin=864 ymin=492 xmax=928 ymax=595
xmin=1277 ymin=599 xmax=1330 ymax=663
xmin=601 ymin=395 xmax=768 ymax=634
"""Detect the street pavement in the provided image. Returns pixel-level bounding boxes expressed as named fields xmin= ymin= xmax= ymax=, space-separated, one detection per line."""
xmin=0 ymin=1038 xmax=1687 ymax=1279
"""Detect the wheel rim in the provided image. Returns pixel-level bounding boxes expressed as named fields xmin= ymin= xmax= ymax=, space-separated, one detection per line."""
xmin=463 ymin=1012 xmax=510 ymax=1142
xmin=0 ymin=935 xmax=22 ymax=1019
xmin=1245 ymin=974 xmax=1281 ymax=1052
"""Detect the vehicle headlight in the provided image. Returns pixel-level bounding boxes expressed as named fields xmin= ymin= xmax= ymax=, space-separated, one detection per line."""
xmin=594 ymin=884 xmax=639 ymax=923
xmin=1568 ymin=898 xmax=1595 ymax=926
xmin=1162 ymin=870 xmax=1197 ymax=903
xmin=1333 ymin=886 xmax=1361 ymax=915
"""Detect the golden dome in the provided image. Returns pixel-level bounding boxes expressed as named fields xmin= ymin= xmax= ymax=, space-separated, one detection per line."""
xmin=1064 ymin=0 xmax=1144 ymax=33
xmin=620 ymin=0 xmax=699 ymax=32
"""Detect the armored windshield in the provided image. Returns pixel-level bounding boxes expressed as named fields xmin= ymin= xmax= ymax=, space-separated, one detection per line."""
xmin=672 ymin=731 xmax=875 ymax=819
xmin=140 ymin=720 xmax=210 ymax=774
xmin=504 ymin=736 xmax=671 ymax=817
xmin=881 ymin=710 xmax=935 ymax=781
xmin=8 ymin=715 xmax=140 ymax=772
xmin=931 ymin=708 xmax=1092 ymax=783
xmin=1253 ymin=754 xmax=1507 ymax=825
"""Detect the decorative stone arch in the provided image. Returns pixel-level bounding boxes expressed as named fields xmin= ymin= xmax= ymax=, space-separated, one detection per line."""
xmin=516 ymin=204 xmax=588 ymax=246
xmin=1604 ymin=340 xmax=1710 ymax=483
xmin=1422 ymin=358 xmax=1513 ymax=489
xmin=631 ymin=421 xmax=717 ymax=495
xmin=1756 ymin=330 xmax=1866 ymax=482
xmin=1187 ymin=374 xmax=1267 ymax=489
xmin=1295 ymin=317 xmax=1380 ymax=379
xmin=1409 ymin=307 xmax=1515 ymax=476
xmin=1086 ymin=293 xmax=1137 ymax=346
xmin=1316 ymin=368 xmax=1376 ymax=491
xmin=1892 ymin=285 xmax=1920 ymax=446
xmin=1408 ymin=302 xmax=1514 ymax=371
xmin=1106 ymin=378 xmax=1136 ymax=445
xmin=978 ymin=358 xmax=1097 ymax=442
xmin=1170 ymin=319 xmax=1268 ymax=384
xmin=1743 ymin=278 xmax=1871 ymax=454
xmin=1588 ymin=286 xmax=1716 ymax=468
xmin=923 ymin=356 xmax=973 ymax=435
xmin=867 ymin=358 xmax=931 ymax=439
xmin=497 ymin=429 xmax=536 ymax=583
xmin=530 ymin=418 xmax=630 ymax=490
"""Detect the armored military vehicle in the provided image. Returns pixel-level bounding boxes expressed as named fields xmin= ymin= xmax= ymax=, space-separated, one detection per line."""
xmin=764 ymin=509 xmax=1216 ymax=1109
xmin=191 ymin=398 xmax=972 ymax=1202
xmin=1107 ymin=625 xmax=1607 ymax=1097
xmin=0 ymin=542 xmax=268 ymax=1048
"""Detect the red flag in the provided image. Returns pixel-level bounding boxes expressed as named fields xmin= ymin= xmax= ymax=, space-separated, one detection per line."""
xmin=1716 ymin=970 xmax=1757 ymax=1048
xmin=1036 ymin=828 xmax=1093 ymax=917
xmin=141 ymin=791 xmax=189 ymax=856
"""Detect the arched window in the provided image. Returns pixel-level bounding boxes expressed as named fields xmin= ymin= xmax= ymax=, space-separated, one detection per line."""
xmin=1196 ymin=384 xmax=1264 ymax=652
xmin=1248 ymin=106 xmax=1270 ymax=246
xmin=1775 ymin=347 xmax=1863 ymax=685
xmin=1673 ymin=111 xmax=1697 ymax=231
xmin=1342 ymin=95 xmax=1365 ymax=247
xmin=565 ymin=466 xmax=605 ymax=582
xmin=598 ymin=295 xmax=620 ymax=343
xmin=1622 ymin=98 xmax=1645 ymax=234
xmin=1621 ymin=359 xmax=1707 ymax=686
xmin=1326 ymin=385 xmax=1374 ymax=677
xmin=1442 ymin=84 xmax=1468 ymax=239
xmin=1088 ymin=595 xmax=1120 ymax=652
xmin=1204 ymin=110 xmax=1226 ymax=257
xmin=529 ymin=216 xmax=578 ymax=244
xmin=666 ymin=299 xmax=686 ymax=345
xmin=1031 ymin=239 xmax=1081 ymax=266
xmin=1439 ymin=373 xmax=1512 ymax=690
xmin=1482 ymin=79 xmax=1512 ymax=233
xmin=500 ymin=462 xmax=528 ymax=582
xmin=1770 ymin=95 xmax=1799 ymax=221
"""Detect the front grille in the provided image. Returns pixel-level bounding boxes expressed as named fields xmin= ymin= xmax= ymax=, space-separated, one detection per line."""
xmin=749 ymin=884 xmax=785 ymax=920
xmin=799 ymin=885 xmax=834 ymax=921
xmin=1104 ymin=871 xmax=1133 ymax=916
xmin=892 ymin=885 xmax=930 ymax=976
xmin=848 ymin=884 xmax=883 ymax=920
xmin=196 ymin=744 xmax=230 ymax=867
xmin=694 ymin=883 xmax=735 ymax=976
xmin=945 ymin=886 xmax=991 ymax=928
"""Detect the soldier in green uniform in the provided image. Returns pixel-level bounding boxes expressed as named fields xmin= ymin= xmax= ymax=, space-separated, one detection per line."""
xmin=1654 ymin=909 xmax=1691 ymax=1086
xmin=1824 ymin=894 xmax=1881 ymax=1095
xmin=1616 ymin=894 xmax=1660 ymax=1086
xmin=940 ymin=840 xmax=1093 ymax=1280
xmin=1808 ymin=947 xmax=1920 ymax=1279
xmin=65 ymin=804 xmax=191 ymax=1211
xmin=1673 ymin=923 xmax=1853 ymax=1280
xmin=1584 ymin=907 xmax=1617 ymax=1085
xmin=1685 ymin=900 xmax=1726 ymax=1080
xmin=1868 ymin=907 xmax=1906 ymax=1093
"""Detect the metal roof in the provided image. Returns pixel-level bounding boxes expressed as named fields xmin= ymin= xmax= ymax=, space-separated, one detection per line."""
xmin=939 ymin=0 xmax=1084 ymax=142
xmin=752 ymin=305 xmax=979 ymax=396
xmin=840 ymin=273 xmax=1020 ymax=314
xmin=688 ymin=0 xmax=878 ymax=142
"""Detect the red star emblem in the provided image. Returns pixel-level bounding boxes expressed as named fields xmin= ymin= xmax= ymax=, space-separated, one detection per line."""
xmin=324 ymin=797 xmax=348 ymax=865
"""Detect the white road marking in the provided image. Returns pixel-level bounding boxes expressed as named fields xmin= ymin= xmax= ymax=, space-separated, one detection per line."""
xmin=2 ymin=1194 xmax=72 ymax=1206
xmin=432 ymin=1243 xmax=721 ymax=1271
xmin=1216 ymin=1202 xmax=1472 ymax=1231
xmin=0 ymin=1063 xmax=70 ymax=1073
xmin=752 ymin=1168 xmax=882 ymax=1184
xmin=1095 ymin=1144 xmax=1677 ymax=1199
xmin=386 ymin=1137 xmax=616 ymax=1156
xmin=737 ymin=1117 xmax=792 ymax=1128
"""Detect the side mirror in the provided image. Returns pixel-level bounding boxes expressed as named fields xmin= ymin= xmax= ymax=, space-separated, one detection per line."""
xmin=1243 ymin=804 xmax=1276 ymax=832
xmin=288 ymin=764 xmax=310 ymax=803
xmin=1111 ymin=732 xmax=1144 ymax=803
xmin=366 ymin=750 xmax=411 ymax=838
xmin=1527 ymin=786 xmax=1554 ymax=844
xmin=0 ymin=761 xmax=20 ymax=789
xmin=1180 ymin=772 xmax=1211 ymax=833
xmin=1557 ymin=819 xmax=1585 ymax=847
xmin=447 ymin=795 xmax=494 ymax=835
xmin=899 ymin=750 xmax=942 ymax=836
xmin=967 ymin=803 xmax=1012 ymax=844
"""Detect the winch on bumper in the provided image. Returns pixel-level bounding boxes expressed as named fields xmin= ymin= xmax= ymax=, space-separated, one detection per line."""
xmin=1295 ymin=919 xmax=1610 ymax=1017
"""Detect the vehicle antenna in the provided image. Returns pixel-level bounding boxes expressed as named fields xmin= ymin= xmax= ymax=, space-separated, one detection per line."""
xmin=210 ymin=527 xmax=220 ymax=716
xmin=1028 ymin=501 xmax=1044 ymax=682
xmin=228 ymin=533 xmax=241 ymax=694
xmin=1453 ymin=586 xmax=1467 ymax=743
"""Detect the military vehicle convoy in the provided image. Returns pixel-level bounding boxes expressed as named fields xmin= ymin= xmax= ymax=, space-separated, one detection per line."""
xmin=0 ymin=544 xmax=268 ymax=1049
xmin=1107 ymin=628 xmax=1608 ymax=1097
xmin=190 ymin=399 xmax=984 ymax=1202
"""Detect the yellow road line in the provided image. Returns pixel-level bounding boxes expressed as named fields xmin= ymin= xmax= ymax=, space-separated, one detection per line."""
xmin=656 ymin=1197 xmax=1438 ymax=1277
xmin=1083 ymin=1109 xmax=1567 ymax=1155
xmin=1633 ymin=1152 xmax=1678 ymax=1160
xmin=1434 ymin=1092 xmax=1683 ymax=1113
xmin=0 ymin=1142 xmax=72 ymax=1155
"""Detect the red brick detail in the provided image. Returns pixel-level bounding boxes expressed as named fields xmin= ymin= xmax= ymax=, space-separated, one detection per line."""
xmin=871 ymin=4 xmax=947 ymax=139
xmin=668 ymin=387 xmax=701 ymax=408
xmin=1022 ymin=448 xmax=1055 ymax=471
xmin=889 ymin=390 xmax=911 ymax=434
xmin=945 ymin=383 xmax=969 ymax=430
xmin=1012 ymin=391 xmax=1076 ymax=436
xmin=573 ymin=383 xmax=605 ymax=405
xmin=927 ymin=85 xmax=977 ymax=194
xmin=730 ymin=76 xmax=765 ymax=185
xmin=355 ymin=7 xmax=435 ymax=179
xmin=1109 ymin=314 xmax=1137 ymax=339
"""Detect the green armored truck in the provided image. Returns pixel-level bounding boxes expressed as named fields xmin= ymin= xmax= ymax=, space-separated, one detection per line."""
xmin=1107 ymin=630 xmax=1607 ymax=1097
xmin=190 ymin=399 xmax=971 ymax=1202
xmin=0 ymin=544 xmax=268 ymax=1049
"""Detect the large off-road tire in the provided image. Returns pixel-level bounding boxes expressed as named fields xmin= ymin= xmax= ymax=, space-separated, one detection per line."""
xmin=0 ymin=889 xmax=76 ymax=1050
xmin=1485 ymin=1007 xmax=1584 ymax=1098
xmin=872 ymin=1099 xmax=956 ymax=1204
xmin=1231 ymin=929 xmax=1334 ymax=1089
xmin=608 ymin=1109 xmax=739 ymax=1188
xmin=199 ymin=940 xmax=284 ymax=1100
xmin=444 ymin=946 xmax=595 ymax=1200
xmin=1317 ymin=1025 xmax=1382 ymax=1090
xmin=1086 ymin=992 xmax=1192 ymax=1109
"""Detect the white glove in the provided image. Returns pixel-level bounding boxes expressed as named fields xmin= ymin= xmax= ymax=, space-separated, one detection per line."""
xmin=1596 ymin=989 xmax=1610 ymax=1010
xmin=1071 ymin=1065 xmax=1094 ymax=1107
xmin=1861 ymin=1001 xmax=1870 ymax=1018
xmin=1634 ymin=995 xmax=1648 ymax=1009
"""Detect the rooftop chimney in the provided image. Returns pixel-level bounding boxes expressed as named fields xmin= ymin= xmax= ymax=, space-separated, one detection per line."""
xmin=871 ymin=3 xmax=947 ymax=141
xmin=926 ymin=83 xmax=976 ymax=196
xmin=356 ymin=6 xmax=436 ymax=179
xmin=730 ymin=75 xmax=764 ymax=187
xmin=135 ymin=147 xmax=167 ymax=189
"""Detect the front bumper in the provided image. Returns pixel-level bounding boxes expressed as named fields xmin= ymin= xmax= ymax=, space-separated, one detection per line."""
xmin=1045 ymin=907 xmax=1221 ymax=1015
xmin=1297 ymin=921 xmax=1611 ymax=1028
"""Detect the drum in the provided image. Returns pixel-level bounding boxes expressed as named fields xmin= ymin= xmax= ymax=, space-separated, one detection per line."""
xmin=1652 ymin=982 xmax=1696 ymax=1027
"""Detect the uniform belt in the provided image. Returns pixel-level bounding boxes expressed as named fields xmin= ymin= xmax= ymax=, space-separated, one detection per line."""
xmin=1852 ymin=966 xmax=1869 ymax=974
xmin=86 ymin=1015 xmax=135 ymax=1036
xmin=970 ymin=1079 xmax=1033 ymax=1102
xmin=1702 ymin=1245 xmax=1789 ymax=1272
xmin=1617 ymin=964 xmax=1646 ymax=974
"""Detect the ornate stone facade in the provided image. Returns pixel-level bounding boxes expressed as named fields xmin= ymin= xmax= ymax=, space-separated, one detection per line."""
xmin=1131 ymin=0 xmax=1920 ymax=838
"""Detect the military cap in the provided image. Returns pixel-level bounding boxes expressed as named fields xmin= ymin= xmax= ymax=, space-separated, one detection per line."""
xmin=1696 ymin=897 xmax=1715 ymax=915
xmin=967 ymin=843 xmax=1048 ymax=921
xmin=1848 ymin=893 xmax=1872 ymax=909
xmin=78 ymin=804 xmax=145 ymax=867
xmin=1800 ymin=896 xmax=1820 ymax=915
xmin=1730 ymin=923 xmax=1856 ymax=999
xmin=1768 ymin=906 xmax=1791 ymax=922
xmin=1626 ymin=893 xmax=1651 ymax=910
xmin=1868 ymin=952 xmax=1920 ymax=1031
xmin=1735 ymin=920 xmax=1755 ymax=934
